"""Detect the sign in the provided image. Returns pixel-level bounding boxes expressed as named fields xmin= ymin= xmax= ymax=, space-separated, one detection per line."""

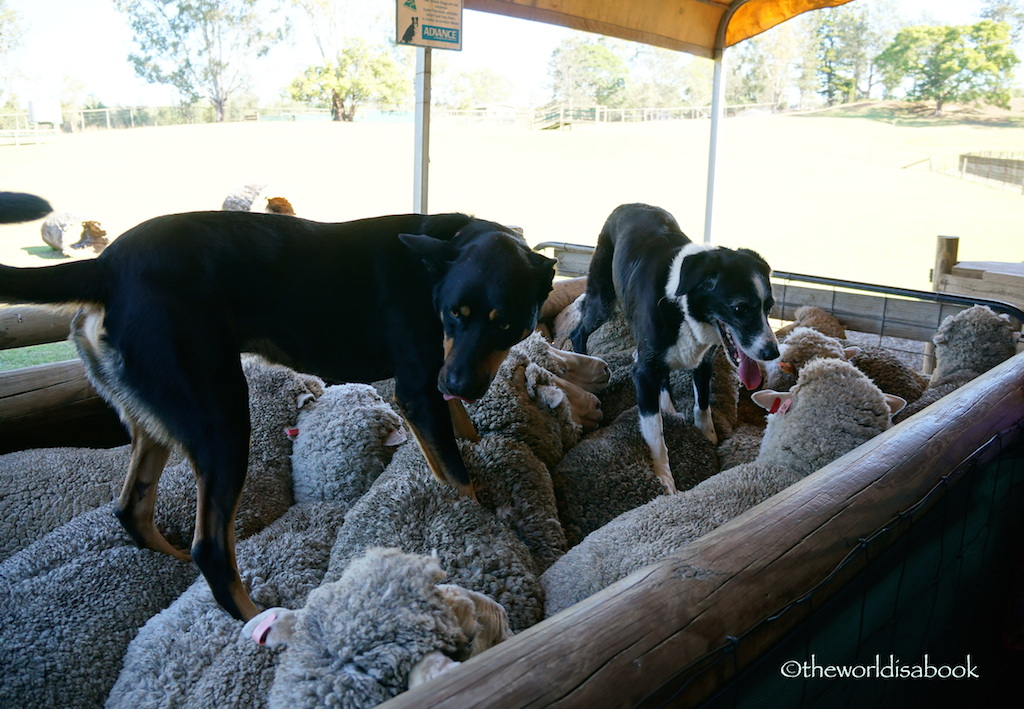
xmin=396 ymin=0 xmax=463 ymax=51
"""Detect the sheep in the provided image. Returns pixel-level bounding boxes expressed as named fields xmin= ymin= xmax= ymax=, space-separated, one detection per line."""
xmin=0 ymin=358 xmax=325 ymax=709
xmin=765 ymin=326 xmax=928 ymax=405
xmin=551 ymin=294 xmax=634 ymax=355
xmin=0 ymin=356 xmax=319 ymax=562
xmin=222 ymin=184 xmax=295 ymax=215
xmin=108 ymin=502 xmax=348 ymax=709
xmin=541 ymin=358 xmax=906 ymax=616
xmin=248 ymin=547 xmax=510 ymax=709
xmin=40 ymin=212 xmax=109 ymax=255
xmin=594 ymin=346 xmax=740 ymax=437
xmin=550 ymin=405 xmax=719 ymax=547
xmin=0 ymin=503 xmax=200 ymax=709
xmin=289 ymin=383 xmax=407 ymax=507
xmin=894 ymin=305 xmax=1020 ymax=424
xmin=325 ymin=441 xmax=546 ymax=632
xmin=774 ymin=304 xmax=847 ymax=340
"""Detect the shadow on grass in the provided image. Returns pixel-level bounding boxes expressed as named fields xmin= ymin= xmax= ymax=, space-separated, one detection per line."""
xmin=21 ymin=245 xmax=67 ymax=260
xmin=795 ymin=101 xmax=1024 ymax=129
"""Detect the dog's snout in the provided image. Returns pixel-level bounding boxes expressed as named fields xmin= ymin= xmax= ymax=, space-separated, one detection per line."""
xmin=760 ymin=340 xmax=780 ymax=361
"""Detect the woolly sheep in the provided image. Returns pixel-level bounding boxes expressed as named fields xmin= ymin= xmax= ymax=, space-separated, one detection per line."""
xmin=594 ymin=346 xmax=740 ymax=438
xmin=550 ymin=405 xmax=719 ymax=547
xmin=765 ymin=326 xmax=928 ymax=404
xmin=290 ymin=383 xmax=407 ymax=506
xmin=0 ymin=359 xmax=324 ymax=709
xmin=0 ymin=503 xmax=199 ymax=709
xmin=325 ymin=441 xmax=546 ymax=632
xmin=541 ymin=358 xmax=906 ymax=616
xmin=894 ymin=305 xmax=1020 ymax=424
xmin=248 ymin=547 xmax=510 ymax=709
xmin=551 ymin=294 xmax=634 ymax=355
xmin=222 ymin=184 xmax=296 ymax=215
xmin=774 ymin=304 xmax=847 ymax=340
xmin=108 ymin=501 xmax=348 ymax=709
xmin=0 ymin=356 xmax=319 ymax=562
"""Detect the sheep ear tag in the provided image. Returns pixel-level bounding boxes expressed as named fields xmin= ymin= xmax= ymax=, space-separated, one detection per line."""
xmin=751 ymin=389 xmax=792 ymax=414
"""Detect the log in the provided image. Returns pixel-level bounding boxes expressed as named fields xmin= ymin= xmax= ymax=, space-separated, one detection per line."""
xmin=381 ymin=353 xmax=1024 ymax=708
xmin=0 ymin=304 xmax=73 ymax=351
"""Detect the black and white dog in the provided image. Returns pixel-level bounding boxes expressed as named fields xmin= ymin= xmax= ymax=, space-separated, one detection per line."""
xmin=570 ymin=203 xmax=779 ymax=493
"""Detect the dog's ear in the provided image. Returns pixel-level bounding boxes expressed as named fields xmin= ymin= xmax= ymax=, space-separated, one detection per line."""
xmin=675 ymin=250 xmax=720 ymax=297
xmin=528 ymin=251 xmax=557 ymax=302
xmin=737 ymin=248 xmax=772 ymax=280
xmin=400 ymin=233 xmax=458 ymax=276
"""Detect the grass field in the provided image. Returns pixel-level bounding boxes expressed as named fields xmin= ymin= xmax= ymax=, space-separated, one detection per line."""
xmin=1 ymin=106 xmax=1022 ymax=369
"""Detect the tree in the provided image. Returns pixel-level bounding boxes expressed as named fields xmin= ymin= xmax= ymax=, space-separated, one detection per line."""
xmin=548 ymin=38 xmax=627 ymax=107
xmin=289 ymin=40 xmax=408 ymax=121
xmin=436 ymin=68 xmax=513 ymax=110
xmin=0 ymin=0 xmax=23 ymax=106
xmin=619 ymin=45 xmax=688 ymax=108
xmin=982 ymin=0 xmax=1024 ymax=44
xmin=876 ymin=20 xmax=1019 ymax=113
xmin=114 ymin=0 xmax=288 ymax=121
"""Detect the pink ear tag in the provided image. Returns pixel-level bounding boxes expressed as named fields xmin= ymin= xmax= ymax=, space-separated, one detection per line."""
xmin=777 ymin=398 xmax=792 ymax=414
xmin=252 ymin=612 xmax=278 ymax=645
xmin=284 ymin=427 xmax=299 ymax=441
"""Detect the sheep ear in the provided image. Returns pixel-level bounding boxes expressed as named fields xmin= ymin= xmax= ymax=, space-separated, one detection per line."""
xmin=296 ymin=391 xmax=316 ymax=410
xmin=751 ymin=389 xmax=792 ymax=413
xmin=843 ymin=346 xmax=860 ymax=359
xmin=399 ymin=233 xmax=457 ymax=276
xmin=535 ymin=383 xmax=566 ymax=410
xmin=409 ymin=651 xmax=461 ymax=688
xmin=384 ymin=427 xmax=407 ymax=446
xmin=883 ymin=394 xmax=907 ymax=417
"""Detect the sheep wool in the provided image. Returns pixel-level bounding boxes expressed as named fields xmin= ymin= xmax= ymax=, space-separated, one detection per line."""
xmin=290 ymin=383 xmax=406 ymax=506
xmin=267 ymin=548 xmax=472 ymax=709
xmin=550 ymin=406 xmax=719 ymax=547
xmin=541 ymin=358 xmax=896 ymax=616
xmin=108 ymin=502 xmax=348 ymax=709
xmin=326 ymin=442 xmax=544 ymax=632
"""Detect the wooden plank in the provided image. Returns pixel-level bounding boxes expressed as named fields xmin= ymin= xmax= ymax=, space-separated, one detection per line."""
xmin=0 ymin=305 xmax=74 ymax=350
xmin=936 ymin=274 xmax=1024 ymax=312
xmin=0 ymin=359 xmax=106 ymax=429
xmin=381 ymin=353 xmax=1024 ymax=708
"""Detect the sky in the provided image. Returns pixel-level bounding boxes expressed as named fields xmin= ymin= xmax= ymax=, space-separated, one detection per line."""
xmin=2 ymin=0 xmax=994 ymax=110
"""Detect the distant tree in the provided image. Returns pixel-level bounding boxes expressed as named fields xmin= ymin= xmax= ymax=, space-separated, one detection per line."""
xmin=811 ymin=5 xmax=870 ymax=105
xmin=0 ymin=0 xmax=23 ymax=105
xmin=876 ymin=20 xmax=1019 ymax=113
xmin=548 ymin=38 xmax=627 ymax=107
xmin=680 ymin=58 xmax=714 ymax=108
xmin=437 ymin=68 xmax=513 ymax=110
xmin=982 ymin=0 xmax=1024 ymax=44
xmin=114 ymin=0 xmax=288 ymax=121
xmin=728 ymin=20 xmax=800 ymax=108
xmin=289 ymin=40 xmax=408 ymax=121
xmin=619 ymin=45 xmax=688 ymax=108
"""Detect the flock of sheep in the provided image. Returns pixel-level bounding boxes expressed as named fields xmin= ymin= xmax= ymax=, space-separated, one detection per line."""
xmin=0 ymin=258 xmax=1020 ymax=707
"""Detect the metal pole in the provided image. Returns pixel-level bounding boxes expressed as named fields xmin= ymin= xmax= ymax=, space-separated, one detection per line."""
xmin=703 ymin=47 xmax=727 ymax=244
xmin=413 ymin=47 xmax=432 ymax=214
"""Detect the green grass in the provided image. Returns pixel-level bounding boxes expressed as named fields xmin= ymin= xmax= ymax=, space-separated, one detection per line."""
xmin=0 ymin=341 xmax=77 ymax=372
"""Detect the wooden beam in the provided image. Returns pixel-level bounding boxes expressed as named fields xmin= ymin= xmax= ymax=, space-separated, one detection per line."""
xmin=0 ymin=305 xmax=73 ymax=351
xmin=380 ymin=353 xmax=1024 ymax=708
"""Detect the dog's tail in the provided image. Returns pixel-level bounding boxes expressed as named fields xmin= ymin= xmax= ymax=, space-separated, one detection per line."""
xmin=0 ymin=192 xmax=53 ymax=224
xmin=0 ymin=259 xmax=106 ymax=306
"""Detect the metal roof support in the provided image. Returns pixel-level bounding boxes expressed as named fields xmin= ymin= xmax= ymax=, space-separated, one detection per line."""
xmin=413 ymin=47 xmax=432 ymax=213
xmin=703 ymin=46 xmax=727 ymax=244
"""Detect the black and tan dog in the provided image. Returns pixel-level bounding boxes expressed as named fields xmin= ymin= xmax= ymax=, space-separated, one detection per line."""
xmin=570 ymin=203 xmax=779 ymax=493
xmin=0 ymin=210 xmax=555 ymax=620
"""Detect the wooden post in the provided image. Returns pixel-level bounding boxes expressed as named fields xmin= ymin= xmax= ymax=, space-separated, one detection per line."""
xmin=924 ymin=236 xmax=960 ymax=373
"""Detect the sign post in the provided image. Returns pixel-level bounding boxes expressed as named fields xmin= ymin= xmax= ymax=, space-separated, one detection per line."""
xmin=398 ymin=0 xmax=463 ymax=214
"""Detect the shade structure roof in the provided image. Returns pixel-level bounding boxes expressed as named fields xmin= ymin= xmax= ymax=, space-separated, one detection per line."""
xmin=464 ymin=0 xmax=856 ymax=58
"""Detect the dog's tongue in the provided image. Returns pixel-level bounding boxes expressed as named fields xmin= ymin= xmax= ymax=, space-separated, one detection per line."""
xmin=738 ymin=351 xmax=762 ymax=390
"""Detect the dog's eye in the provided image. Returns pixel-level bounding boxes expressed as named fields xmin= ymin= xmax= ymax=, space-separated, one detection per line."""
xmin=449 ymin=308 xmax=460 ymax=319
xmin=497 ymin=322 xmax=510 ymax=330
xmin=732 ymin=304 xmax=750 ymax=317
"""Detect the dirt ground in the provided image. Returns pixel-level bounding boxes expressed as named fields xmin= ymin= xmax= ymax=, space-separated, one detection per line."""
xmin=1 ymin=110 xmax=1021 ymax=292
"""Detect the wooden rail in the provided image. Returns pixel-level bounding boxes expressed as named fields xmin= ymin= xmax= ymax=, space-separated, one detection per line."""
xmin=381 ymin=352 xmax=1024 ymax=708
